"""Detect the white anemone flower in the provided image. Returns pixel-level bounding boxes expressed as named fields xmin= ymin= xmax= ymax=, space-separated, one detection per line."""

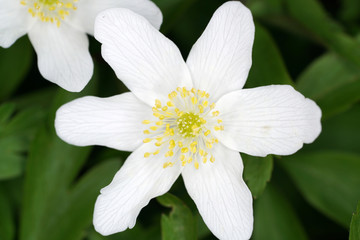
xmin=0 ymin=0 xmax=162 ymax=92
xmin=55 ymin=1 xmax=322 ymax=239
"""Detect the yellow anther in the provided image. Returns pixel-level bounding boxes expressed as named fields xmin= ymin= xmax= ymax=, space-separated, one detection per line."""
xmin=152 ymin=107 xmax=159 ymax=112
xmin=210 ymin=155 xmax=215 ymax=163
xmin=212 ymin=111 xmax=220 ymax=116
xmin=153 ymin=150 xmax=160 ymax=155
xmin=204 ymin=130 xmax=211 ymax=136
xmin=153 ymin=112 xmax=161 ymax=117
xmin=202 ymin=157 xmax=207 ymax=163
xmin=167 ymin=101 xmax=174 ymax=107
xmin=214 ymin=126 xmax=222 ymax=131
xmin=182 ymin=161 xmax=186 ymax=166
xmin=205 ymin=93 xmax=210 ymax=98
xmin=194 ymin=162 xmax=199 ymax=169
xmin=156 ymin=121 xmax=163 ymax=126
xmin=203 ymin=100 xmax=209 ymax=107
xmin=143 ymin=138 xmax=152 ymax=143
xmin=155 ymin=99 xmax=162 ymax=108
xmin=198 ymin=105 xmax=204 ymax=113
xmin=169 ymin=140 xmax=176 ymax=149
xmin=210 ymin=103 xmax=216 ymax=109
xmin=181 ymin=148 xmax=189 ymax=153
xmin=144 ymin=152 xmax=151 ymax=158
xmin=191 ymin=146 xmax=197 ymax=153
xmin=21 ymin=1 xmax=26 ymax=5
xmin=187 ymin=157 xmax=193 ymax=163
xmin=159 ymin=115 xmax=165 ymax=120
xmin=65 ymin=3 xmax=73 ymax=8
xmin=143 ymin=130 xmax=150 ymax=134
xmin=191 ymin=97 xmax=198 ymax=104
xmin=163 ymin=162 xmax=169 ymax=168
xmin=162 ymin=106 xmax=168 ymax=111
xmin=217 ymin=119 xmax=223 ymax=123
xmin=199 ymin=149 xmax=205 ymax=156
xmin=206 ymin=142 xmax=213 ymax=149
xmin=191 ymin=88 xmax=196 ymax=94
xmin=150 ymin=126 xmax=158 ymax=131
xmin=155 ymin=142 xmax=162 ymax=147
xmin=180 ymin=155 xmax=185 ymax=161
xmin=178 ymin=141 xmax=183 ymax=147
xmin=165 ymin=150 xmax=174 ymax=157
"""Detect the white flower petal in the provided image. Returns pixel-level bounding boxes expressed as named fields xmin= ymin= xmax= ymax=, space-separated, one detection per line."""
xmin=28 ymin=22 xmax=93 ymax=92
xmin=55 ymin=92 xmax=153 ymax=152
xmin=182 ymin=143 xmax=253 ymax=240
xmin=214 ymin=85 xmax=322 ymax=157
xmin=186 ymin=1 xmax=254 ymax=102
xmin=69 ymin=0 xmax=162 ymax=35
xmin=94 ymin=8 xmax=192 ymax=105
xmin=93 ymin=143 xmax=182 ymax=235
xmin=0 ymin=1 xmax=34 ymax=48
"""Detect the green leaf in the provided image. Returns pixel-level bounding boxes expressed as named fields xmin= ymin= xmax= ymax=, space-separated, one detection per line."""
xmin=0 ymin=36 xmax=33 ymax=100
xmin=157 ymin=193 xmax=196 ymax=240
xmin=20 ymin=126 xmax=92 ymax=240
xmin=0 ymin=186 xmax=15 ymax=240
xmin=303 ymin=104 xmax=360 ymax=154
xmin=280 ymin=151 xmax=360 ymax=227
xmin=253 ymin=184 xmax=308 ymax=240
xmin=296 ymin=53 xmax=360 ymax=119
xmin=242 ymin=154 xmax=273 ymax=198
xmin=0 ymin=104 xmax=45 ymax=180
xmin=41 ymin=159 xmax=121 ymax=240
xmin=350 ymin=201 xmax=360 ymax=240
xmin=246 ymin=24 xmax=294 ymax=88
xmin=283 ymin=0 xmax=360 ymax=68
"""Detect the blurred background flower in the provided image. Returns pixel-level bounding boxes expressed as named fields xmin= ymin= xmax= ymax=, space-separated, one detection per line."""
xmin=0 ymin=0 xmax=359 ymax=240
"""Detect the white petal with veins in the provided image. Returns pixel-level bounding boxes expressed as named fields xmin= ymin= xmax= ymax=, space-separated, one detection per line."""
xmin=55 ymin=92 xmax=153 ymax=152
xmin=214 ymin=85 xmax=322 ymax=157
xmin=93 ymin=143 xmax=182 ymax=235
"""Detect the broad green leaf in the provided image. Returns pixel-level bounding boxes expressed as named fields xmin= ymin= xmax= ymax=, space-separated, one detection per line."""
xmin=0 ymin=186 xmax=15 ymax=240
xmin=20 ymin=126 xmax=92 ymax=240
xmin=0 ymin=103 xmax=15 ymax=124
xmin=296 ymin=53 xmax=360 ymax=118
xmin=0 ymin=36 xmax=33 ymax=100
xmin=157 ymin=193 xmax=196 ymax=240
xmin=283 ymin=0 xmax=360 ymax=68
xmin=242 ymin=154 xmax=273 ymax=198
xmin=253 ymin=184 xmax=308 ymax=240
xmin=280 ymin=151 xmax=360 ymax=227
xmin=19 ymin=70 xmax=102 ymax=240
xmin=246 ymin=24 xmax=294 ymax=88
xmin=41 ymin=159 xmax=120 ymax=240
xmin=350 ymin=201 xmax=360 ymax=240
xmin=303 ymin=104 xmax=360 ymax=154
xmin=0 ymin=104 xmax=45 ymax=180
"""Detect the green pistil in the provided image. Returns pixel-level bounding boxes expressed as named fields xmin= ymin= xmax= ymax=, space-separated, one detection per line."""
xmin=177 ymin=112 xmax=203 ymax=138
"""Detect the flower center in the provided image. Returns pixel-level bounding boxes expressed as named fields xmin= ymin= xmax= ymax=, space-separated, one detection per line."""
xmin=177 ymin=112 xmax=203 ymax=138
xmin=20 ymin=0 xmax=78 ymax=27
xmin=142 ymin=87 xmax=224 ymax=170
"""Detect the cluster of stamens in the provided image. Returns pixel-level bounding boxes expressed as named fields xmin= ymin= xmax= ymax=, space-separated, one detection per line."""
xmin=142 ymin=87 xmax=224 ymax=170
xmin=20 ymin=0 xmax=78 ymax=27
